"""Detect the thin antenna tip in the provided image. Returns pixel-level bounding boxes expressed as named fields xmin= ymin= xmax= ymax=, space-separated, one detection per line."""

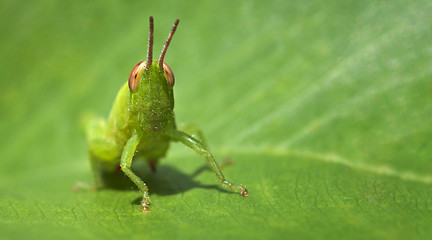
xmin=149 ymin=16 xmax=154 ymax=27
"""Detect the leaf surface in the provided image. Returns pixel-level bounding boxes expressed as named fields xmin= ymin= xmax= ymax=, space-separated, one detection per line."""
xmin=1 ymin=1 xmax=431 ymax=239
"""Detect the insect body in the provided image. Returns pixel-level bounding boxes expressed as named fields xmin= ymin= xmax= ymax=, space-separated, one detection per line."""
xmin=82 ymin=16 xmax=248 ymax=212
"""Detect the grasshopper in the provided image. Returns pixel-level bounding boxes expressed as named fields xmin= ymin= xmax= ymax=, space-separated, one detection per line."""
xmin=82 ymin=16 xmax=248 ymax=212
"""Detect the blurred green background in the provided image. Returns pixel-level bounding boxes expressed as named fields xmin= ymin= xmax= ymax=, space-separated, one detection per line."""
xmin=1 ymin=0 xmax=431 ymax=239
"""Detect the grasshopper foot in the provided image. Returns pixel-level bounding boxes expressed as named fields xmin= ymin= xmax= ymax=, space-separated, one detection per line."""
xmin=141 ymin=201 xmax=150 ymax=213
xmin=240 ymin=185 xmax=249 ymax=197
xmin=141 ymin=193 xmax=150 ymax=212
xmin=222 ymin=180 xmax=249 ymax=197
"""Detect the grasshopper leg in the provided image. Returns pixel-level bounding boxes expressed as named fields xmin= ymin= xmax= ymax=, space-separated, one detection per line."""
xmin=82 ymin=114 xmax=122 ymax=189
xmin=167 ymin=129 xmax=248 ymax=196
xmin=181 ymin=123 xmax=209 ymax=148
xmin=182 ymin=123 xmax=233 ymax=169
xmin=119 ymin=133 xmax=151 ymax=212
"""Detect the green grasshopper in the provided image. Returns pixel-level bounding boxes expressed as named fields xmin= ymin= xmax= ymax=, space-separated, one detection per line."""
xmin=82 ymin=16 xmax=248 ymax=212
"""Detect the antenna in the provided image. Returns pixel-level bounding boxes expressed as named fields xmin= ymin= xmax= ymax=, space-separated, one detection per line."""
xmin=159 ymin=19 xmax=180 ymax=69
xmin=145 ymin=16 xmax=154 ymax=70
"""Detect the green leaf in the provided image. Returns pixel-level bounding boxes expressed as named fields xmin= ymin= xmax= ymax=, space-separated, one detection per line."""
xmin=1 ymin=0 xmax=431 ymax=239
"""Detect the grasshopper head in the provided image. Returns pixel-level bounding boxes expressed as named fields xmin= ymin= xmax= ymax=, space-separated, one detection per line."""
xmin=127 ymin=16 xmax=179 ymax=129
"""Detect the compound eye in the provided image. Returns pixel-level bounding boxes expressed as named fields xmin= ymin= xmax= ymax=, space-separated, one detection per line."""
xmin=128 ymin=61 xmax=146 ymax=92
xmin=163 ymin=62 xmax=175 ymax=88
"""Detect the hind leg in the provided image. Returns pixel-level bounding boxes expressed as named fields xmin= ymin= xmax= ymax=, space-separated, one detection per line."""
xmin=81 ymin=114 xmax=122 ymax=188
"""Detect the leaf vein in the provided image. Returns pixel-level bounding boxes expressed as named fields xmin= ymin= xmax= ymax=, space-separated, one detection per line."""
xmin=221 ymin=147 xmax=432 ymax=185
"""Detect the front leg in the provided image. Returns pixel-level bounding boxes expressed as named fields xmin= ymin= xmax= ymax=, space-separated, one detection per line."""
xmin=166 ymin=129 xmax=248 ymax=196
xmin=119 ymin=133 xmax=151 ymax=212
